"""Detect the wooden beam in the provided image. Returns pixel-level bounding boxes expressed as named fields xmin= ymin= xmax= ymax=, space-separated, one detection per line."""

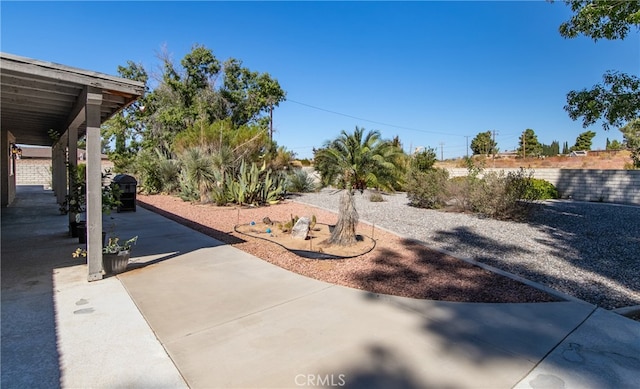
xmin=1 ymin=54 xmax=145 ymax=97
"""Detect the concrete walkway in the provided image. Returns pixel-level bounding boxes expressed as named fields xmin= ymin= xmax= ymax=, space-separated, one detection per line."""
xmin=2 ymin=186 xmax=639 ymax=388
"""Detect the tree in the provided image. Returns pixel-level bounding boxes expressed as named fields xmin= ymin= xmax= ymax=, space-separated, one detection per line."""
xmin=558 ymin=1 xmax=640 ymax=130
xmin=570 ymin=130 xmax=596 ymax=151
xmin=470 ymin=131 xmax=498 ymax=156
xmin=606 ymin=138 xmax=623 ymax=150
xmin=562 ymin=141 xmax=570 ymax=154
xmin=541 ymin=140 xmax=560 ymax=156
xmin=517 ymin=129 xmax=542 ymax=158
xmin=411 ymin=147 xmax=438 ymax=172
xmin=564 ymin=71 xmax=640 ymax=130
xmin=142 ymin=44 xmax=286 ymax=155
xmin=102 ymin=61 xmax=150 ymax=171
xmin=314 ymin=127 xmax=403 ymax=245
xmin=620 ymin=118 xmax=640 ymax=168
xmin=558 ymin=1 xmax=640 ymax=41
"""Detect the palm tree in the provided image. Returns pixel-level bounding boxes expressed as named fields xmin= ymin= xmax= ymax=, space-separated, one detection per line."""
xmin=315 ymin=127 xmax=403 ymax=245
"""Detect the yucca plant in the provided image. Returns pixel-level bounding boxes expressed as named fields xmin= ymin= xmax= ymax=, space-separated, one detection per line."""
xmin=180 ymin=148 xmax=216 ymax=203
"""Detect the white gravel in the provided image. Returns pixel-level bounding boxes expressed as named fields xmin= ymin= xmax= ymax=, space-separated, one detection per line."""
xmin=294 ymin=189 xmax=640 ymax=310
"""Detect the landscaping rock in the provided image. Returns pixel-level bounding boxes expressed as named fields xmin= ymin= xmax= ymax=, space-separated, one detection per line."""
xmin=291 ymin=217 xmax=310 ymax=240
xmin=263 ymin=217 xmax=273 ymax=225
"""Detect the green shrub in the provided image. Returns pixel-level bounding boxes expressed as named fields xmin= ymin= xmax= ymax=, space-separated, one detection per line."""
xmin=446 ymin=175 xmax=475 ymax=212
xmin=467 ymin=168 xmax=537 ymax=220
xmin=225 ymin=161 xmax=286 ymax=205
xmin=177 ymin=171 xmax=200 ymax=202
xmin=156 ymin=158 xmax=181 ymax=194
xmin=134 ymin=149 xmax=165 ymax=194
xmin=369 ymin=191 xmax=385 ymax=202
xmin=406 ymin=168 xmax=449 ymax=209
xmin=286 ymin=169 xmax=316 ymax=193
xmin=525 ymin=178 xmax=558 ymax=200
xmin=410 ymin=148 xmax=438 ymax=172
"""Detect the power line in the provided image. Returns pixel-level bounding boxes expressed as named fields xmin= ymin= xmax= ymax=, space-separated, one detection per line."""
xmin=287 ymin=98 xmax=465 ymax=138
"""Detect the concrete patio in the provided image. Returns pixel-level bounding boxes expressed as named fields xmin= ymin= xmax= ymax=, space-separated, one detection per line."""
xmin=2 ymin=186 xmax=639 ymax=388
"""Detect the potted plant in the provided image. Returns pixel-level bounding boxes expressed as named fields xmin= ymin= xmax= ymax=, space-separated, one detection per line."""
xmin=102 ymin=236 xmax=138 ymax=274
xmin=66 ymin=169 xmax=122 ymax=243
xmin=60 ymin=164 xmax=86 ymax=237
xmin=72 ymin=235 xmax=138 ymax=275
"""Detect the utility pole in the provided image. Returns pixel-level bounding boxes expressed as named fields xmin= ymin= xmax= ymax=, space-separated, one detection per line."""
xmin=269 ymin=103 xmax=274 ymax=142
xmin=465 ymin=135 xmax=469 ymax=158
xmin=492 ymin=130 xmax=498 ymax=168
xmin=439 ymin=142 xmax=444 ymax=161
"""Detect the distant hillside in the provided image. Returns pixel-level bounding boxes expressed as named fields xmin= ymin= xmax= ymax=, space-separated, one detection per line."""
xmin=435 ymin=150 xmax=633 ymax=170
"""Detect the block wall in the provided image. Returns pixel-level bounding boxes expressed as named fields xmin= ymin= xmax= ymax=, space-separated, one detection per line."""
xmin=445 ymin=168 xmax=640 ymax=205
xmin=16 ymin=160 xmax=115 ymax=188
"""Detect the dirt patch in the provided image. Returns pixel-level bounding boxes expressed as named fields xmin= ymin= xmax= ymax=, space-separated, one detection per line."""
xmin=435 ymin=150 xmax=632 ymax=170
xmin=235 ymin=222 xmax=375 ymax=259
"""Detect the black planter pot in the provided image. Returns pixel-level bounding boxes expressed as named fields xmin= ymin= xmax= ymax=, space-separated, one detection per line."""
xmin=77 ymin=222 xmax=87 ymax=244
xmin=70 ymin=221 xmax=79 ymax=238
xmin=102 ymin=250 xmax=130 ymax=275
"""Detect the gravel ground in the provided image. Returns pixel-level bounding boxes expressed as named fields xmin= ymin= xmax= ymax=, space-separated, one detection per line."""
xmin=294 ymin=189 xmax=640 ymax=310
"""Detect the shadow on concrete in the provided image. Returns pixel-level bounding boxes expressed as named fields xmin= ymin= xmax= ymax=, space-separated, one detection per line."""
xmin=1 ymin=186 xmax=72 ymax=389
xmin=100 ymin=202 xmax=237 ymax=272
xmin=0 ymin=186 xmax=229 ymax=387
xmin=338 ymin=345 xmax=438 ymax=389
xmin=359 ymin=290 xmax=639 ymax=388
xmin=137 ymin=201 xmax=245 ymax=245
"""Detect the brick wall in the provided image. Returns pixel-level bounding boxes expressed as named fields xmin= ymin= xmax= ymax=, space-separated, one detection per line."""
xmin=445 ymin=168 xmax=640 ymax=205
xmin=16 ymin=159 xmax=115 ymax=188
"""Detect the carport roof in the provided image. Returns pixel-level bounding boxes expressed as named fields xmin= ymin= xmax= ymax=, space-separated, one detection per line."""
xmin=1 ymin=52 xmax=145 ymax=146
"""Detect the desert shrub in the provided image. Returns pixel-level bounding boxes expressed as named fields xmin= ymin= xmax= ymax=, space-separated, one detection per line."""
xmin=468 ymin=168 xmax=536 ymax=220
xmin=156 ymin=158 xmax=181 ymax=194
xmin=134 ymin=149 xmax=164 ymax=194
xmin=406 ymin=168 xmax=450 ymax=209
xmin=286 ymin=169 xmax=316 ymax=193
xmin=369 ymin=191 xmax=385 ymax=202
xmin=177 ymin=171 xmax=200 ymax=202
xmin=446 ymin=175 xmax=475 ymax=212
xmin=410 ymin=148 xmax=438 ymax=172
xmin=225 ymin=161 xmax=286 ymax=205
xmin=525 ymin=178 xmax=558 ymax=200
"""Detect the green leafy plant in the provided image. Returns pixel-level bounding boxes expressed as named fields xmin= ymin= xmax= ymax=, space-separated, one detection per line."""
xmin=524 ymin=178 xmax=558 ymax=200
xmin=406 ymin=168 xmax=450 ymax=209
xmin=72 ymin=236 xmax=138 ymax=258
xmin=286 ymin=169 xmax=316 ymax=193
xmin=278 ymin=215 xmax=299 ymax=233
xmin=224 ymin=160 xmax=285 ymax=206
xmin=103 ymin=236 xmax=138 ymax=254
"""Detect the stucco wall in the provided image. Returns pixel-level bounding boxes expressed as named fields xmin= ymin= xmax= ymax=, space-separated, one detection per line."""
xmin=445 ymin=168 xmax=640 ymax=205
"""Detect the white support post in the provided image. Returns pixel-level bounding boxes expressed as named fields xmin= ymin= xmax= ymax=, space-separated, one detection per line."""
xmin=67 ymin=125 xmax=78 ymax=232
xmin=86 ymin=89 xmax=103 ymax=281
xmin=52 ymin=138 xmax=67 ymax=206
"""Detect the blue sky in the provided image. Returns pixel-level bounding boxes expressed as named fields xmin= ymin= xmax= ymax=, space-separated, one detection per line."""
xmin=2 ymin=1 xmax=638 ymax=159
